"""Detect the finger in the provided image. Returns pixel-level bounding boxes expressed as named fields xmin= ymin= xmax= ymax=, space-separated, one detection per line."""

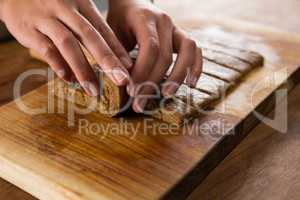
xmin=77 ymin=0 xmax=133 ymax=69
xmin=7 ymin=21 xmax=76 ymax=83
xmin=132 ymin=18 xmax=174 ymax=112
xmin=186 ymin=47 xmax=203 ymax=87
xmin=132 ymin=81 xmax=161 ymax=113
xmin=29 ymin=29 xmax=75 ymax=83
xmin=162 ymin=28 xmax=196 ymax=96
xmin=36 ymin=19 xmax=99 ymax=96
xmin=127 ymin=17 xmax=160 ymax=96
xmin=54 ymin=3 xmax=129 ymax=86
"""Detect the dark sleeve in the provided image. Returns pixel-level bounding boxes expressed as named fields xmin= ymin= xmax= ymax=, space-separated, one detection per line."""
xmin=0 ymin=22 xmax=10 ymax=40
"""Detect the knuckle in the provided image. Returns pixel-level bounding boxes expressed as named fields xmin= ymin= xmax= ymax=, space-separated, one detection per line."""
xmin=147 ymin=37 xmax=159 ymax=48
xmin=140 ymin=8 xmax=154 ymax=17
xmin=96 ymin=22 xmax=109 ymax=34
xmin=41 ymin=43 xmax=57 ymax=60
xmin=160 ymin=13 xmax=172 ymax=23
xmin=19 ymin=20 xmax=32 ymax=30
xmin=80 ymin=24 xmax=96 ymax=38
xmin=146 ymin=37 xmax=160 ymax=55
xmin=101 ymin=52 xmax=115 ymax=65
xmin=58 ymin=33 xmax=74 ymax=47
xmin=185 ymin=39 xmax=197 ymax=50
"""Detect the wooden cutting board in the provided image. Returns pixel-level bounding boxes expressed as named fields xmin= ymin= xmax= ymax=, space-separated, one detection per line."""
xmin=0 ymin=18 xmax=299 ymax=200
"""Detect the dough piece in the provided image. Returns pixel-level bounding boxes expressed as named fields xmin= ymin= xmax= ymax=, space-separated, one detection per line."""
xmin=53 ymin=71 xmax=127 ymax=117
xmin=202 ymin=59 xmax=242 ymax=83
xmin=146 ymin=85 xmax=217 ymax=124
xmin=199 ymin=40 xmax=264 ymax=67
xmin=30 ymin=49 xmax=127 ymax=117
xmin=146 ymin=98 xmax=198 ymax=125
xmin=175 ymin=84 xmax=217 ymax=109
xmin=203 ymin=48 xmax=252 ymax=73
xmin=195 ymin=73 xmax=232 ymax=98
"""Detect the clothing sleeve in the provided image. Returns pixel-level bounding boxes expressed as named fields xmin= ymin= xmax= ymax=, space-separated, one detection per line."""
xmin=0 ymin=22 xmax=10 ymax=40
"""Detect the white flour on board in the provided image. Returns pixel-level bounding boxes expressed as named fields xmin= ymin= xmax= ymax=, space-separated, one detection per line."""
xmin=190 ymin=26 xmax=280 ymax=63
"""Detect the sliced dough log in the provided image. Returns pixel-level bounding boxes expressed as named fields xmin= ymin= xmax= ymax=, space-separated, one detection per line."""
xmin=202 ymin=59 xmax=242 ymax=83
xmin=203 ymin=49 xmax=252 ymax=73
xmin=195 ymin=73 xmax=232 ymax=98
xmin=198 ymin=40 xmax=264 ymax=67
xmin=146 ymin=85 xmax=217 ymax=124
xmin=191 ymin=32 xmax=264 ymax=67
xmin=145 ymin=98 xmax=198 ymax=125
xmin=175 ymin=84 xmax=217 ymax=109
xmin=166 ymin=61 xmax=233 ymax=98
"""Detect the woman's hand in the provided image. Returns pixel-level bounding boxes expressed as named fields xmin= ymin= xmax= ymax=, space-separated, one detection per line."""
xmin=108 ymin=0 xmax=203 ymax=112
xmin=0 ymin=0 xmax=132 ymax=96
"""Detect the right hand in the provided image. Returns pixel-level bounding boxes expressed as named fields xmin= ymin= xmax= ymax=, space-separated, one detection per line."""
xmin=0 ymin=0 xmax=132 ymax=96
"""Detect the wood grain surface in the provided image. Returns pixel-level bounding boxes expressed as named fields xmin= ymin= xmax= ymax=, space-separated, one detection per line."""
xmin=0 ymin=42 xmax=48 ymax=105
xmin=156 ymin=0 xmax=300 ymax=33
xmin=0 ymin=1 xmax=300 ymax=200
xmin=0 ymin=18 xmax=299 ymax=200
xmin=0 ymin=179 xmax=35 ymax=200
xmin=187 ymin=83 xmax=300 ymax=200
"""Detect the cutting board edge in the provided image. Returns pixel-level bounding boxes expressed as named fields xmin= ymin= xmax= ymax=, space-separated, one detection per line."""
xmin=162 ymin=66 xmax=300 ymax=200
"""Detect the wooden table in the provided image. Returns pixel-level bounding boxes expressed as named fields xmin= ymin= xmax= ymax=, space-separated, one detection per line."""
xmin=0 ymin=1 xmax=299 ymax=199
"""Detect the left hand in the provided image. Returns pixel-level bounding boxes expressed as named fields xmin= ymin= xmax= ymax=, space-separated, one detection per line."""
xmin=108 ymin=0 xmax=203 ymax=112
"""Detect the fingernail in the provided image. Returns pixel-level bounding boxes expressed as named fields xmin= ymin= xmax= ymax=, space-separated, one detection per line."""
xmin=56 ymin=69 xmax=66 ymax=79
xmin=90 ymin=84 xmax=99 ymax=96
xmin=135 ymin=98 xmax=148 ymax=113
xmin=126 ymin=84 xmax=131 ymax=95
xmin=121 ymin=57 xmax=133 ymax=69
xmin=83 ymin=83 xmax=99 ymax=97
xmin=188 ymin=75 xmax=198 ymax=87
xmin=162 ymin=84 xmax=178 ymax=97
xmin=191 ymin=76 xmax=198 ymax=87
xmin=126 ymin=84 xmax=135 ymax=97
xmin=112 ymin=68 xmax=129 ymax=85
